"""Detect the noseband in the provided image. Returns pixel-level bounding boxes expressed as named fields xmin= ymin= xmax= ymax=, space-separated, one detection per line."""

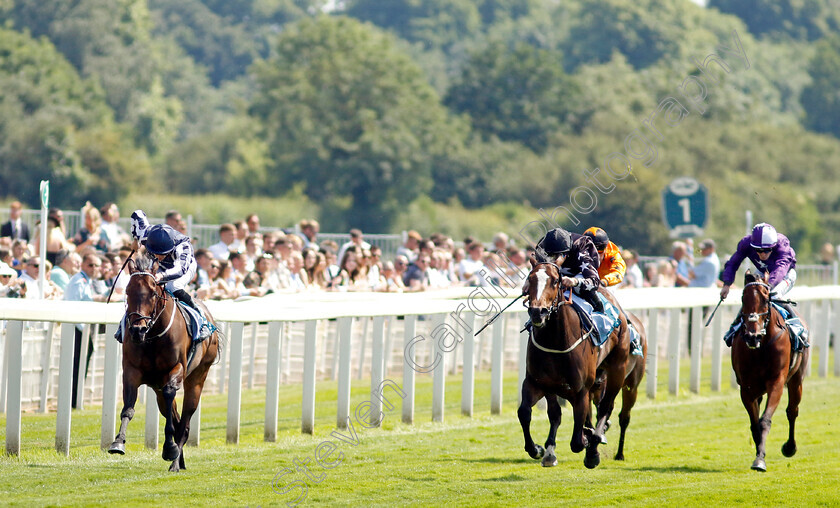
xmin=127 ymin=271 xmax=175 ymax=341
xmin=524 ymin=262 xmax=571 ymax=318
xmin=526 ymin=263 xmax=590 ymax=354
xmin=742 ymin=281 xmax=771 ymax=336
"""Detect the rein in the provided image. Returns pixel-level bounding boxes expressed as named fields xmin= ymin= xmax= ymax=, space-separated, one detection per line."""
xmin=741 ymin=280 xmax=784 ymax=344
xmin=528 ymin=283 xmax=591 ymax=354
xmin=127 ymin=271 xmax=175 ymax=341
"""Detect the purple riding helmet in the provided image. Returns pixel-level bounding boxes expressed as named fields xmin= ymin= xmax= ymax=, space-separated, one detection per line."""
xmin=749 ymin=223 xmax=778 ymax=250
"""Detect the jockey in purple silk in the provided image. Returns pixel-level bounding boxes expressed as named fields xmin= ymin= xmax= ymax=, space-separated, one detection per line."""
xmin=719 ymin=223 xmax=804 ymax=346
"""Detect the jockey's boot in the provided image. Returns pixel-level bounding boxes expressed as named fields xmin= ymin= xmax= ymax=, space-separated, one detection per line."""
xmin=113 ymin=315 xmax=126 ymax=343
xmin=777 ymin=301 xmax=809 ymax=350
xmin=583 ymin=290 xmax=605 ymax=314
xmin=173 ymin=289 xmax=211 ymax=340
xmin=723 ymin=314 xmax=742 ymax=347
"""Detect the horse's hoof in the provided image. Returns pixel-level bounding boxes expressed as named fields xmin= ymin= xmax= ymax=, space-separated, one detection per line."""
xmin=529 ymin=444 xmax=545 ymax=460
xmin=168 ymin=462 xmax=181 ymax=473
xmin=600 ymin=433 xmax=608 ymax=445
xmin=541 ymin=454 xmax=558 ymax=467
xmin=782 ymin=441 xmax=797 ymax=457
xmin=584 ymin=452 xmax=601 ymax=469
xmin=614 ymin=452 xmax=625 ymax=461
xmin=162 ymin=443 xmax=180 ymax=462
xmin=108 ymin=442 xmax=125 ymax=455
xmin=751 ymin=458 xmax=767 ymax=472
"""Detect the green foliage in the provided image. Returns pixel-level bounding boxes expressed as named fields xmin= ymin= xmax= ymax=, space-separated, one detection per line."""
xmin=148 ymin=0 xmax=260 ymax=86
xmin=250 ymin=15 xmax=467 ymax=231
xmin=0 ymin=28 xmax=145 ymax=208
xmin=708 ymin=0 xmax=840 ymax=41
xmin=119 ymin=190 xmax=318 ymax=227
xmin=801 ymin=35 xmax=840 ymax=139
xmin=343 ymin=0 xmax=482 ymax=51
xmin=445 ymin=41 xmax=582 ymax=152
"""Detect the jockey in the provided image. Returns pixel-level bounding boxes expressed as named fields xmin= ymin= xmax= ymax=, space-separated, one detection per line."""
xmin=115 ymin=210 xmax=210 ymax=342
xmin=583 ymin=227 xmax=626 ymax=288
xmin=720 ymin=223 xmax=804 ymax=345
xmin=526 ymin=227 xmax=604 ymax=313
xmin=584 ymin=226 xmax=642 ymax=355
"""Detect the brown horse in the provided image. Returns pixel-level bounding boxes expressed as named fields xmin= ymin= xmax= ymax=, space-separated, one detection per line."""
xmin=518 ymin=260 xmax=646 ymax=468
xmin=732 ymin=270 xmax=808 ymax=472
xmin=108 ymin=256 xmax=220 ymax=472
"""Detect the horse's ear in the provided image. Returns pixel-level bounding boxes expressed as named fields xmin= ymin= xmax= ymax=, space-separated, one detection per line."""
xmin=744 ymin=269 xmax=754 ymax=283
xmin=763 ymin=271 xmax=769 ymax=283
xmin=529 ymin=256 xmax=536 ymax=268
xmin=126 ymin=258 xmax=137 ymax=274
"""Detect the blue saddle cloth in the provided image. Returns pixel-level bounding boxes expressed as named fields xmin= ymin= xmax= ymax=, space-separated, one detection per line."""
xmin=567 ymin=292 xmax=621 ymax=347
xmin=770 ymin=302 xmax=810 ymax=351
xmin=174 ymin=299 xmax=209 ymax=343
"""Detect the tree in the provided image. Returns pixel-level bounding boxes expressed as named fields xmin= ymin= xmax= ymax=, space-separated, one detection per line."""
xmin=708 ymin=0 xmax=840 ymax=41
xmin=0 ymin=28 xmax=149 ymax=207
xmin=249 ymin=16 xmax=467 ymax=231
xmin=445 ymin=41 xmax=582 ymax=153
xmin=343 ymin=0 xmax=482 ymax=51
xmin=801 ymin=35 xmax=840 ymax=138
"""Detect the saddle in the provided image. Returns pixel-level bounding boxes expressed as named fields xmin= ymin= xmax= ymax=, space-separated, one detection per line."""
xmin=174 ymin=299 xmax=213 ymax=343
xmin=566 ymin=292 xmax=621 ymax=347
xmin=770 ymin=302 xmax=810 ymax=352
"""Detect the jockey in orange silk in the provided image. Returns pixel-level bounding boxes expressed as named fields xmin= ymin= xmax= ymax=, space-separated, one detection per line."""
xmin=583 ymin=227 xmax=626 ymax=288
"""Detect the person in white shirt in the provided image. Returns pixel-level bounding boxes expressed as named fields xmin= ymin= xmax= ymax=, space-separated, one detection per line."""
xmin=689 ymin=239 xmax=721 ymax=288
xmin=620 ymin=249 xmax=645 ymax=289
xmin=457 ymin=242 xmax=488 ymax=286
xmin=337 ymin=229 xmax=371 ymax=264
xmin=208 ymin=223 xmax=237 ymax=261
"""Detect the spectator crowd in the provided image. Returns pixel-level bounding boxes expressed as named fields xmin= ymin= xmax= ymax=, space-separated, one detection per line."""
xmin=5 ymin=199 xmax=806 ymax=305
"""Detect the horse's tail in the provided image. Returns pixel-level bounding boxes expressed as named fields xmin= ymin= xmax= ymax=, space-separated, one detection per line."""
xmin=212 ymin=325 xmax=227 ymax=366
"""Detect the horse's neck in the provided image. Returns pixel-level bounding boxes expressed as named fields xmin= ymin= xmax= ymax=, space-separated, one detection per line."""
xmin=547 ymin=305 xmax=579 ymax=346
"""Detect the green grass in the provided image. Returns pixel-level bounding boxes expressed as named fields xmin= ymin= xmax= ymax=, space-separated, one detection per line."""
xmin=1 ymin=371 xmax=839 ymax=507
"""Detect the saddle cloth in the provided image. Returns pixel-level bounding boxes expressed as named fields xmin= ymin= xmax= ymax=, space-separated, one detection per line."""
xmin=770 ymin=302 xmax=810 ymax=351
xmin=175 ymin=300 xmax=207 ymax=342
xmin=567 ymin=291 xmax=621 ymax=347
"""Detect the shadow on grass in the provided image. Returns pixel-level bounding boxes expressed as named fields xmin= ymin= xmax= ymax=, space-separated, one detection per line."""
xmin=457 ymin=457 xmax=545 ymax=464
xmin=630 ymin=465 xmax=723 ymax=473
xmin=478 ymin=473 xmax=527 ymax=482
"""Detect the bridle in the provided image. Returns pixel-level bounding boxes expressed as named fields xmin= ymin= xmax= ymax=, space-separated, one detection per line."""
xmin=525 ymin=262 xmax=591 ymax=354
xmin=740 ymin=280 xmax=785 ymax=347
xmin=126 ymin=271 xmax=175 ymax=341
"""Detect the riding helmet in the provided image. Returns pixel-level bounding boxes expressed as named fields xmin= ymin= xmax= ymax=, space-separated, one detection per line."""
xmin=749 ymin=223 xmax=778 ymax=250
xmin=538 ymin=228 xmax=573 ymax=257
xmin=144 ymin=225 xmax=177 ymax=255
xmin=583 ymin=227 xmax=610 ymax=251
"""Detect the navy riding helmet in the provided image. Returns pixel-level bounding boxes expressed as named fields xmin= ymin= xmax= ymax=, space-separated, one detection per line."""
xmin=144 ymin=225 xmax=178 ymax=255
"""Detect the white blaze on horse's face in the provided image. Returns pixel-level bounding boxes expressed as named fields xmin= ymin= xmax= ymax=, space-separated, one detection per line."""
xmin=535 ymin=267 xmax=550 ymax=304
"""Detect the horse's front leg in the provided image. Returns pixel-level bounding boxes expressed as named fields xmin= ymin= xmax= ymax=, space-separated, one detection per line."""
xmin=158 ymin=364 xmax=184 ymax=466
xmin=740 ymin=388 xmax=764 ymax=471
xmin=751 ymin=376 xmax=785 ymax=472
xmin=782 ymin=359 xmax=806 ymax=458
xmin=540 ymin=394 xmax=562 ymax=467
xmin=569 ymin=390 xmax=590 ymax=455
xmin=172 ymin=373 xmax=209 ymax=472
xmin=108 ymin=368 xmax=142 ymax=454
xmin=518 ymin=377 xmax=546 ymax=461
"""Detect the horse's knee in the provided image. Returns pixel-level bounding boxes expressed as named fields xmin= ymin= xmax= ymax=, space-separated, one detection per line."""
xmin=786 ymin=407 xmax=799 ymax=420
xmin=517 ymin=404 xmax=532 ymax=423
xmin=162 ymin=384 xmax=177 ymax=400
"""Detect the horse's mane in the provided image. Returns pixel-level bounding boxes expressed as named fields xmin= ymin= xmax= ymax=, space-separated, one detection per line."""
xmin=131 ymin=253 xmax=156 ymax=272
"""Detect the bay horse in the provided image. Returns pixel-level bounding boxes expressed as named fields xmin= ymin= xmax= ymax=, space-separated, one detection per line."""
xmin=732 ymin=270 xmax=808 ymax=472
xmin=518 ymin=260 xmax=646 ymax=468
xmin=108 ymin=256 xmax=220 ymax=472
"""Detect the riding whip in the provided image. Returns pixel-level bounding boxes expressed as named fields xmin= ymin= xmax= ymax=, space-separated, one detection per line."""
xmin=106 ymin=249 xmax=135 ymax=304
xmin=704 ymin=297 xmax=724 ymax=327
xmin=474 ymin=294 xmax=523 ymax=336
